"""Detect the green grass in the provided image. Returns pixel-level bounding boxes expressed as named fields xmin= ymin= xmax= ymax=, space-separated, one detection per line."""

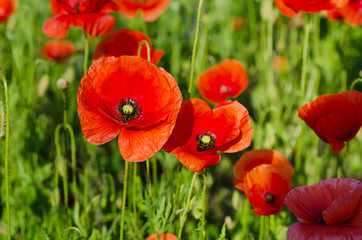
xmin=0 ymin=0 xmax=361 ymax=239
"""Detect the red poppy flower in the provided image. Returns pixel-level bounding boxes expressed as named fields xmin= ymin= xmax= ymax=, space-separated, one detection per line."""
xmin=327 ymin=0 xmax=362 ymax=26
xmin=284 ymin=178 xmax=362 ymax=239
xmin=298 ymin=90 xmax=362 ymax=153
xmin=116 ymin=0 xmax=171 ymax=22
xmin=43 ymin=0 xmax=119 ymax=38
xmin=163 ymin=98 xmax=253 ymax=172
xmin=93 ymin=29 xmax=165 ymax=64
xmin=0 ymin=0 xmax=16 ymax=22
xmin=197 ymin=59 xmax=248 ymax=104
xmin=234 ymin=149 xmax=294 ymax=216
xmin=274 ymin=0 xmax=349 ymax=17
xmin=77 ymin=56 xmax=182 ymax=162
xmin=145 ymin=233 xmax=178 ymax=240
xmin=42 ymin=39 xmax=76 ymax=62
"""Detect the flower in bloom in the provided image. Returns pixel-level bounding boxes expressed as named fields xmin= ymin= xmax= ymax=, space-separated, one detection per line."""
xmin=163 ymin=98 xmax=253 ymax=172
xmin=93 ymin=29 xmax=165 ymax=64
xmin=274 ymin=0 xmax=349 ymax=17
xmin=43 ymin=0 xmax=119 ymax=38
xmin=327 ymin=0 xmax=362 ymax=27
xmin=284 ymin=178 xmax=362 ymax=239
xmin=298 ymin=90 xmax=362 ymax=153
xmin=116 ymin=0 xmax=171 ymax=22
xmin=145 ymin=233 xmax=178 ymax=240
xmin=0 ymin=0 xmax=16 ymax=22
xmin=42 ymin=39 xmax=76 ymax=63
xmin=234 ymin=149 xmax=294 ymax=216
xmin=77 ymin=56 xmax=182 ymax=162
xmin=197 ymin=59 xmax=248 ymax=105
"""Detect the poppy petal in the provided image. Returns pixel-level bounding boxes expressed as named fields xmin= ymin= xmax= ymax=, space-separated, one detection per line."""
xmin=43 ymin=13 xmax=115 ymax=38
xmin=284 ymin=185 xmax=332 ymax=224
xmin=215 ymin=101 xmax=253 ymax=153
xmin=164 ymin=136 xmax=221 ymax=172
xmin=322 ymin=189 xmax=361 ymax=226
xmin=245 ymin=165 xmax=291 ymax=216
xmin=314 ymin=178 xmax=361 ymax=200
xmin=151 ymin=50 xmax=165 ymax=65
xmin=287 ymin=222 xmax=362 ymax=240
xmin=146 ymin=233 xmax=178 ymax=240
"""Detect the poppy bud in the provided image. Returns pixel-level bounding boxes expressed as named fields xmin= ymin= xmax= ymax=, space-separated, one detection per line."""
xmin=56 ymin=78 xmax=69 ymax=91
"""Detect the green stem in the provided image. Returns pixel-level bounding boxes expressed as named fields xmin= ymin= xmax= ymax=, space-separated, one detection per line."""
xmin=152 ymin=156 xmax=157 ymax=190
xmin=64 ymin=124 xmax=77 ymax=203
xmin=132 ymin=162 xmax=138 ymax=237
xmin=55 ymin=124 xmax=68 ymax=207
xmin=146 ymin=159 xmax=156 ymax=218
xmin=300 ymin=18 xmax=310 ymax=104
xmin=171 ymin=164 xmax=182 ymax=222
xmin=84 ymin=157 xmax=88 ymax=210
xmin=177 ymin=172 xmax=198 ymax=240
xmin=1 ymin=75 xmax=11 ymax=240
xmin=120 ymin=161 xmax=129 ymax=240
xmin=199 ymin=170 xmax=207 ymax=240
xmin=137 ymin=40 xmax=151 ymax=61
xmin=187 ymin=0 xmax=204 ymax=99
xmin=259 ymin=216 xmax=265 ymax=240
xmin=83 ymin=33 xmax=89 ymax=73
xmin=264 ymin=216 xmax=270 ymax=240
xmin=350 ymin=78 xmax=362 ymax=90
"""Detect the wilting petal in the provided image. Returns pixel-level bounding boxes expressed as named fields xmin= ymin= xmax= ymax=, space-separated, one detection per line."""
xmin=287 ymin=222 xmax=362 ymax=240
xmin=284 ymin=185 xmax=332 ymax=224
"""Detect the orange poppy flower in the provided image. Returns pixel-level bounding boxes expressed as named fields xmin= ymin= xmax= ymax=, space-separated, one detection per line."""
xmin=298 ymin=90 xmax=362 ymax=153
xmin=274 ymin=0 xmax=349 ymax=17
xmin=327 ymin=0 xmax=362 ymax=27
xmin=163 ymin=98 xmax=253 ymax=172
xmin=77 ymin=56 xmax=182 ymax=162
xmin=93 ymin=29 xmax=165 ymax=64
xmin=284 ymin=178 xmax=362 ymax=239
xmin=43 ymin=0 xmax=119 ymax=38
xmin=145 ymin=233 xmax=178 ymax=240
xmin=42 ymin=39 xmax=76 ymax=63
xmin=0 ymin=0 xmax=16 ymax=22
xmin=197 ymin=59 xmax=248 ymax=104
xmin=116 ymin=0 xmax=171 ymax=22
xmin=233 ymin=149 xmax=294 ymax=216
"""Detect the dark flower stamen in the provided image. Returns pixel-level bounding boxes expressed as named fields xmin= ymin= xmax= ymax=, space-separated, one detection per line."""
xmin=196 ymin=132 xmax=216 ymax=151
xmin=265 ymin=193 xmax=274 ymax=204
xmin=116 ymin=98 xmax=141 ymax=124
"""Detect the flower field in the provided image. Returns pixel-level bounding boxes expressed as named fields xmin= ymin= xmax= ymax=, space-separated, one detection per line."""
xmin=0 ymin=0 xmax=361 ymax=239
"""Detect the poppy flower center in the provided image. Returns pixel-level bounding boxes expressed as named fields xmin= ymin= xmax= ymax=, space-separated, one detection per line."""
xmin=196 ymin=133 xmax=216 ymax=151
xmin=264 ymin=193 xmax=274 ymax=204
xmin=220 ymin=85 xmax=230 ymax=94
xmin=116 ymin=98 xmax=141 ymax=124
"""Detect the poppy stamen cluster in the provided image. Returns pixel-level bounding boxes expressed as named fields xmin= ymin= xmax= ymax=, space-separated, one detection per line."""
xmin=116 ymin=98 xmax=141 ymax=123
xmin=264 ymin=192 xmax=275 ymax=204
xmin=196 ymin=132 xmax=216 ymax=151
